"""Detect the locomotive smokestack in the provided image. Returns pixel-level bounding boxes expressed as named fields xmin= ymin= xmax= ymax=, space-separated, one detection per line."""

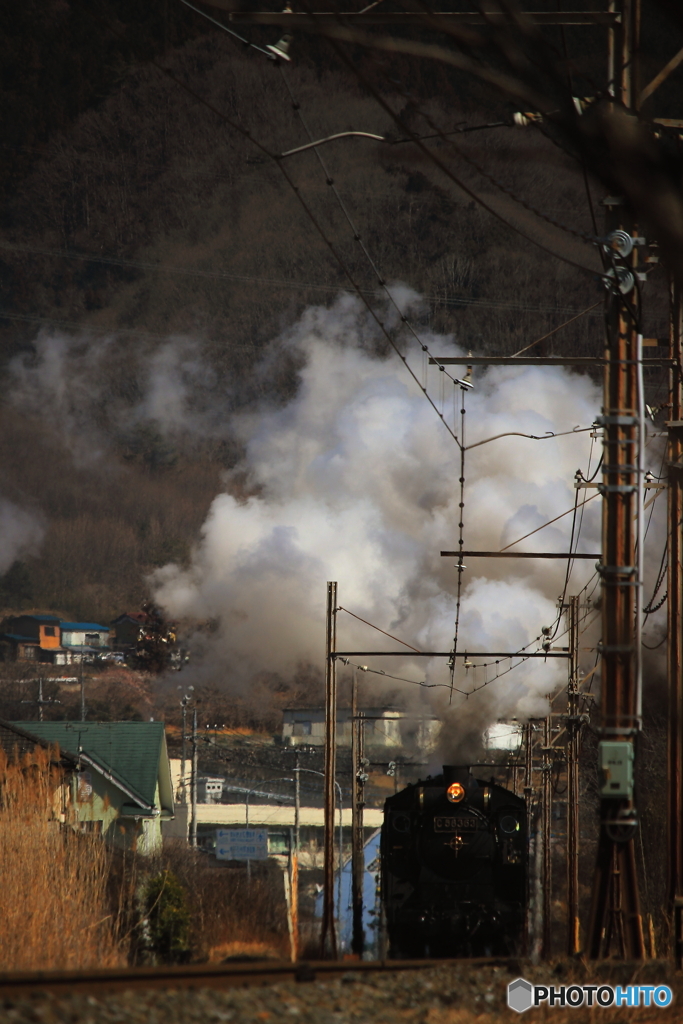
xmin=443 ymin=766 xmax=472 ymax=786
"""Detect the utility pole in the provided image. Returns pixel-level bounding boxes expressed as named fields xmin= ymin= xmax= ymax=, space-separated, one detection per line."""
xmin=293 ymin=750 xmax=301 ymax=961
xmin=320 ymin=581 xmax=338 ymax=958
xmin=542 ymin=716 xmax=552 ymax=959
xmin=79 ymin=656 xmax=85 ymax=722
xmin=351 ymin=668 xmax=366 ymax=957
xmin=294 ymin=750 xmax=301 ymax=858
xmin=181 ymin=698 xmax=188 ymax=801
xmin=566 ymin=595 xmax=581 ymax=956
xmin=190 ymin=707 xmax=198 ymax=848
xmin=524 ymin=722 xmax=537 ymax=958
xmin=584 ymin=0 xmax=646 ymax=959
xmin=586 ymin=189 xmax=646 ymax=958
xmin=287 ymin=827 xmax=299 ymax=962
xmin=668 ymin=278 xmax=683 ymax=966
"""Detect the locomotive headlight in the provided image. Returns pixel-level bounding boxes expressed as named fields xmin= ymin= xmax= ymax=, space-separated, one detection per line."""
xmin=446 ymin=782 xmax=465 ymax=803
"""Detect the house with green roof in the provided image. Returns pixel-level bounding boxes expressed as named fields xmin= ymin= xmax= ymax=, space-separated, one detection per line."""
xmin=11 ymin=721 xmax=174 ymax=854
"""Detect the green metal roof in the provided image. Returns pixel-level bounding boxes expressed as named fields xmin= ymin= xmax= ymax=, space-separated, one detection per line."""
xmin=12 ymin=721 xmax=169 ymax=811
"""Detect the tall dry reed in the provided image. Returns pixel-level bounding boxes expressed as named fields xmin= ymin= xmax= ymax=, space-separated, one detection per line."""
xmin=0 ymin=745 xmax=122 ymax=971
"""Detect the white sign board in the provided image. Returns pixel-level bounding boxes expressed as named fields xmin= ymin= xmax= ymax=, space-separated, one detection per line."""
xmin=215 ymin=828 xmax=269 ymax=861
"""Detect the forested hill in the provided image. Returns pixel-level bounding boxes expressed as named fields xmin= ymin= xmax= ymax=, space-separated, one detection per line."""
xmin=0 ymin=3 xmax=679 ymax=622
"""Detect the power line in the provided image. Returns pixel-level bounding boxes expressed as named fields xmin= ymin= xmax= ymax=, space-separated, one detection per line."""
xmin=0 ymin=239 xmax=625 ymax=319
xmin=301 ymin=2 xmax=601 ymax=277
xmin=277 ymin=65 xmax=466 ymax=441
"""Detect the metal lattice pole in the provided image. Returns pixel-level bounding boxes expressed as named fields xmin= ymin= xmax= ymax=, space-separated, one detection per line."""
xmin=320 ymin=581 xmax=338 ymax=958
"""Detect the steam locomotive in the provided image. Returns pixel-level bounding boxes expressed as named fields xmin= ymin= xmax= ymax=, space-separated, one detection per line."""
xmin=380 ymin=766 xmax=527 ymax=957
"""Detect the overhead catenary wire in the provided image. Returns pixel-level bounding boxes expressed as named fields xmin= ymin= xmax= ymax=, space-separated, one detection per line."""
xmin=178 ymin=0 xmax=277 ymax=58
xmin=302 ymin=1 xmax=601 ymax=278
xmin=336 ymin=606 xmax=422 ymax=653
xmin=450 ymin=384 xmax=467 ymax=701
xmin=88 ymin=5 xmax=606 ymax=701
xmin=500 ymin=492 xmax=600 ymax=552
xmin=0 ymin=240 xmax=627 ymax=320
xmin=87 ymin=8 xmax=466 ymax=447
xmin=276 ymin=64 xmax=465 ymax=442
xmin=510 ymin=300 xmax=603 ymax=357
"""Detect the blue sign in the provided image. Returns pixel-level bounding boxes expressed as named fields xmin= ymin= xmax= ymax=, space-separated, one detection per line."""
xmin=215 ymin=828 xmax=268 ymax=861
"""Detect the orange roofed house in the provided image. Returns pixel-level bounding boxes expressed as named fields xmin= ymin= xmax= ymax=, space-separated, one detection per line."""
xmin=0 ymin=614 xmax=70 ymax=664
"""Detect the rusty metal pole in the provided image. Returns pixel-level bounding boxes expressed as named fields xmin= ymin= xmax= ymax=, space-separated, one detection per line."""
xmin=524 ymin=722 xmax=536 ymax=957
xmin=351 ymin=669 xmax=365 ymax=956
xmin=586 ymin=194 xmax=645 ymax=959
xmin=542 ymin=716 xmax=552 ymax=959
xmin=585 ymin=0 xmax=645 ymax=957
xmin=668 ymin=279 xmax=683 ymax=966
xmin=566 ymin=595 xmax=581 ymax=956
xmin=320 ymin=581 xmax=338 ymax=958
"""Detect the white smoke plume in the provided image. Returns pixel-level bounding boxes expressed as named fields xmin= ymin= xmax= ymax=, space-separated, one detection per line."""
xmin=0 ymin=498 xmax=44 ymax=577
xmin=151 ymin=291 xmax=606 ymax=751
xmin=7 ymin=332 xmax=114 ymax=463
xmin=6 ymin=331 xmax=231 ymax=460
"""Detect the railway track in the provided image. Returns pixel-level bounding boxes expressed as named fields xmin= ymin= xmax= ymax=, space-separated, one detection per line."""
xmin=0 ymin=957 xmax=519 ymax=998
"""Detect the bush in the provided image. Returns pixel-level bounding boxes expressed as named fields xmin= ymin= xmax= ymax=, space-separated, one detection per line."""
xmin=143 ymin=869 xmax=192 ymax=963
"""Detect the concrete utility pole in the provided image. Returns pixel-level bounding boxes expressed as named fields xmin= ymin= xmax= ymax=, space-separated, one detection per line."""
xmin=566 ymin=595 xmax=581 ymax=956
xmin=351 ymin=668 xmax=366 ymax=957
xmin=668 ymin=279 xmax=683 ymax=966
xmin=320 ymin=581 xmax=338 ymax=958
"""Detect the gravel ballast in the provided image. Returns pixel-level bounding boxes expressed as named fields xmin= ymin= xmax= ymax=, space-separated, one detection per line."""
xmin=0 ymin=962 xmax=680 ymax=1024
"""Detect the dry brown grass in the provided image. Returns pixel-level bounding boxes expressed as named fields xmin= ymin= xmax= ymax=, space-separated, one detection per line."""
xmin=0 ymin=746 xmax=123 ymax=971
xmin=160 ymin=840 xmax=290 ymax=961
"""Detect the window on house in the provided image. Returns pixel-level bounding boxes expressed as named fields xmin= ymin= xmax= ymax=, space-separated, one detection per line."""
xmin=85 ymin=633 xmax=101 ymax=647
xmin=44 ymin=627 xmax=55 ymax=637
xmin=293 ymin=722 xmax=312 ymax=737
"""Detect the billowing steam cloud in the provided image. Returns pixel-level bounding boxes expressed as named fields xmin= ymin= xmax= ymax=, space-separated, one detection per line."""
xmin=0 ymin=498 xmax=44 ymax=577
xmin=7 ymin=331 xmax=232 ymax=459
xmin=151 ymin=291 xmax=605 ymax=752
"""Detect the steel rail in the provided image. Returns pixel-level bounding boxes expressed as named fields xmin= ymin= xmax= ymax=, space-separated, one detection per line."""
xmin=0 ymin=957 xmax=519 ymax=998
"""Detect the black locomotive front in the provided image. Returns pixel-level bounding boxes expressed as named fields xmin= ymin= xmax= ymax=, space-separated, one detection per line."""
xmin=381 ymin=766 xmax=526 ymax=958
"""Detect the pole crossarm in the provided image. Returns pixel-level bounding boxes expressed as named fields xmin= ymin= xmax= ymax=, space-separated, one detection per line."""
xmin=441 ymin=550 xmax=600 ymax=558
xmin=332 ymin=650 xmax=570 ymax=658
xmin=428 ymin=356 xmax=673 ymax=366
